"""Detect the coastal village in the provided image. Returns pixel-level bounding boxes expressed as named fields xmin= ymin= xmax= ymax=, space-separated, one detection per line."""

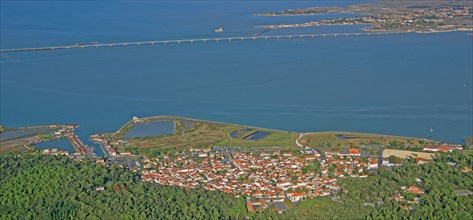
xmin=1 ymin=119 xmax=468 ymax=213
xmin=139 ymin=147 xmax=375 ymax=213
xmin=1 ymin=0 xmax=472 ymax=217
xmin=258 ymin=5 xmax=472 ymax=33
xmin=136 ymin=143 xmax=466 ymax=213
xmin=84 ymin=123 xmax=465 ymax=213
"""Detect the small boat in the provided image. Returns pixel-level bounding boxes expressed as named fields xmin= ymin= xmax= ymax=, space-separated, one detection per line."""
xmin=214 ymin=27 xmax=224 ymax=33
xmin=32 ymin=139 xmax=43 ymax=144
xmin=429 ymin=128 xmax=434 ymax=132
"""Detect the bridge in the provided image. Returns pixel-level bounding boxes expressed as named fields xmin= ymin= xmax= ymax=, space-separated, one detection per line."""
xmin=0 ymin=32 xmax=401 ymax=53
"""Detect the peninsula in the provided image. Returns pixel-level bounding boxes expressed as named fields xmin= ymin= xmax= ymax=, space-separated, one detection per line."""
xmin=94 ymin=115 xmax=436 ymax=157
xmin=255 ymin=0 xmax=473 ymax=33
xmin=1 ymin=116 xmax=471 ymax=219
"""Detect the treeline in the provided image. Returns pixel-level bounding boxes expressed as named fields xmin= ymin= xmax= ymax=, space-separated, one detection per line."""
xmin=1 ymin=152 xmax=471 ymax=219
xmin=0 ymin=154 xmax=274 ymax=219
xmin=283 ymin=151 xmax=473 ymax=219
xmin=370 ymin=152 xmax=473 ymax=219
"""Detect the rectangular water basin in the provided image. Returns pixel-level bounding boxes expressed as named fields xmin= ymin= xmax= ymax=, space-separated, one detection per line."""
xmin=124 ymin=121 xmax=174 ymax=138
xmin=243 ymin=131 xmax=271 ymax=141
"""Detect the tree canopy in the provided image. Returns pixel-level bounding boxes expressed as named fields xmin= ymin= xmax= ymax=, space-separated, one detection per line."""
xmin=1 ymin=151 xmax=471 ymax=219
xmin=0 ymin=154 xmax=255 ymax=219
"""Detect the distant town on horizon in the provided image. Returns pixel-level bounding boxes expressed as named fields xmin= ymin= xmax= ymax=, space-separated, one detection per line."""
xmin=1 ymin=0 xmax=472 ymax=219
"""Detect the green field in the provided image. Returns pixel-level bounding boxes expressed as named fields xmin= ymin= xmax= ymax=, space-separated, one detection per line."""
xmin=0 ymin=141 xmax=35 ymax=154
xmin=111 ymin=116 xmax=298 ymax=154
xmin=298 ymin=131 xmax=433 ymax=148
xmin=39 ymin=134 xmax=53 ymax=140
xmin=110 ymin=116 xmax=440 ymax=156
xmin=383 ymin=149 xmax=434 ymax=160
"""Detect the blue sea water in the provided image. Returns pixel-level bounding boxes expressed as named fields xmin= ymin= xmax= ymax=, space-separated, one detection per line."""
xmin=1 ymin=1 xmax=472 ymax=150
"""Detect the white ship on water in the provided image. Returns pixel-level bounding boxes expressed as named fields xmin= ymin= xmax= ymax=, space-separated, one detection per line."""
xmin=214 ymin=27 xmax=224 ymax=33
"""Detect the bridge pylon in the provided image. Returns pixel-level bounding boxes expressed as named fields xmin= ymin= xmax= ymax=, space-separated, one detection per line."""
xmin=0 ymin=32 xmax=400 ymax=53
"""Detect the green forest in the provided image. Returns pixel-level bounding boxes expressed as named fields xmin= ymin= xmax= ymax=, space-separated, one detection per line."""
xmin=0 ymin=154 xmax=252 ymax=219
xmin=1 ymin=152 xmax=472 ymax=219
xmin=283 ymin=151 xmax=473 ymax=219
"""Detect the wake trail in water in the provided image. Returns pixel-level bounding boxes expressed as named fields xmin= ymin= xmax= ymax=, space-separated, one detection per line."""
xmin=0 ymin=79 xmax=172 ymax=102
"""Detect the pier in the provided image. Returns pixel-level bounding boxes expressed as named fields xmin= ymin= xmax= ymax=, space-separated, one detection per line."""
xmin=0 ymin=32 xmax=401 ymax=53
xmin=67 ymin=132 xmax=96 ymax=158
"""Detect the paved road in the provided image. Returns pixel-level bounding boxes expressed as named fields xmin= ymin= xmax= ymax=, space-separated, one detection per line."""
xmin=296 ymin=133 xmax=314 ymax=148
xmin=0 ymin=32 xmax=401 ymax=53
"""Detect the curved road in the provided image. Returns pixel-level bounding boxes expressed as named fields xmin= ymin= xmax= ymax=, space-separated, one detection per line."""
xmin=296 ymin=133 xmax=312 ymax=148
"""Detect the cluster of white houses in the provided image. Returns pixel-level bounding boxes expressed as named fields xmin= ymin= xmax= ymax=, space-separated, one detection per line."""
xmin=423 ymin=144 xmax=463 ymax=152
xmin=42 ymin=148 xmax=69 ymax=156
xmin=141 ymin=147 xmax=379 ymax=211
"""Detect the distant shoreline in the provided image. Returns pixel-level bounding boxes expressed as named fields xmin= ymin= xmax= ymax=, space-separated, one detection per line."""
xmin=253 ymin=1 xmax=472 ymax=34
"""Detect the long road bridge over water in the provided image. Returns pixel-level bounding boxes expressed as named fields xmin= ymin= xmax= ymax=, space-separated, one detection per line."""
xmin=0 ymin=32 xmax=401 ymax=53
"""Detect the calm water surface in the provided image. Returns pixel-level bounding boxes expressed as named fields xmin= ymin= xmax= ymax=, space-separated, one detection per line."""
xmin=35 ymin=138 xmax=74 ymax=152
xmin=124 ymin=121 xmax=175 ymax=138
xmin=1 ymin=1 xmax=472 ymax=145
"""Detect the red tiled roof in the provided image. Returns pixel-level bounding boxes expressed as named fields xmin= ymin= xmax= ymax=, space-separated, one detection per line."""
xmin=288 ymin=191 xmax=306 ymax=197
xmin=349 ymin=148 xmax=360 ymax=154
xmin=407 ymin=186 xmax=424 ymax=195
xmin=304 ymin=155 xmax=317 ymax=160
xmin=246 ymin=202 xmax=255 ymax=213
